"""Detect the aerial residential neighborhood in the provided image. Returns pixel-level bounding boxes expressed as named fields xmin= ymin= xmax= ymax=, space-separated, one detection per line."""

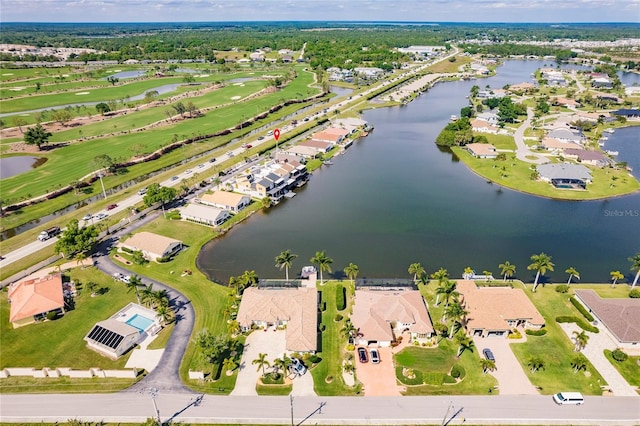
xmin=0 ymin=7 xmax=639 ymax=426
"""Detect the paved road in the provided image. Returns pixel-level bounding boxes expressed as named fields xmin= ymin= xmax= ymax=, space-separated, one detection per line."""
xmin=1 ymin=393 xmax=638 ymax=425
xmin=513 ymin=107 xmax=550 ymax=165
xmin=90 ymin=211 xmax=195 ymax=394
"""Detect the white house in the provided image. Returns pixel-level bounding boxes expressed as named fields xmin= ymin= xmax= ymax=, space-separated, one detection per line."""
xmin=181 ymin=203 xmax=230 ymax=227
xmin=118 ymin=231 xmax=183 ymax=262
xmin=197 ymin=191 xmax=251 ymax=213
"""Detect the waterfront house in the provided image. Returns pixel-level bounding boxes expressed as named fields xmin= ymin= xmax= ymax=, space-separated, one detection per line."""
xmin=466 ymin=143 xmax=498 ymax=158
xmin=547 ymin=128 xmax=586 ymax=145
xmin=537 ymin=163 xmax=592 ymax=189
xmin=540 ymin=137 xmax=582 ymax=152
xmin=197 ymin=191 xmax=251 ymax=214
xmin=299 ymin=139 xmax=333 ymax=153
xmin=351 ymin=289 xmax=434 ymax=347
xmin=8 ymin=274 xmax=65 ymax=328
xmin=563 ymin=149 xmax=611 ymax=168
xmin=470 ymin=120 xmax=499 ymax=134
xmin=457 ymin=280 xmax=544 ymax=338
xmin=237 ymin=286 xmax=318 ymax=352
xmin=180 ymin=203 xmax=230 ymax=227
xmin=118 ymin=231 xmax=183 ymax=262
xmin=574 ymin=290 xmax=640 ymax=355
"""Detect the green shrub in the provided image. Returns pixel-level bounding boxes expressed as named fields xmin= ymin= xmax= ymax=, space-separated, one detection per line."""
xmin=396 ymin=366 xmax=424 ymax=386
xmin=120 ymin=246 xmax=134 ymax=254
xmin=309 ymin=355 xmax=321 ymax=364
xmin=335 ymin=284 xmax=346 ymax=311
xmin=526 ymin=328 xmax=548 ymax=336
xmin=261 ymin=373 xmax=284 ymax=384
xmin=450 ymin=364 xmax=464 ymax=379
xmin=630 ymin=289 xmax=640 ymax=298
xmin=611 ymin=349 xmax=629 ymax=362
xmin=334 ymin=314 xmax=343 ymax=322
xmin=46 ymin=311 xmax=58 ymax=321
xmin=157 ymin=256 xmax=170 ymax=263
xmin=555 ymin=316 xmax=599 ymax=333
xmin=555 ymin=284 xmax=569 ymax=293
xmin=569 ymin=296 xmax=594 ymax=322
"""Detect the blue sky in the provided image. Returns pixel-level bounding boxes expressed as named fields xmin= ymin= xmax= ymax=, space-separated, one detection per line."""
xmin=1 ymin=0 xmax=639 ymax=23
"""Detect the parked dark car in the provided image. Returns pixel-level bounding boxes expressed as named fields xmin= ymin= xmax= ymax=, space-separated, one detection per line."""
xmin=106 ymin=204 xmax=118 ymax=210
xmin=482 ymin=348 xmax=495 ymax=362
xmin=357 ymin=347 xmax=368 ymax=363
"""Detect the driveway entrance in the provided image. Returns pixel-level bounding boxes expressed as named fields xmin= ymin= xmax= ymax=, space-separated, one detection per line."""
xmin=354 ymin=346 xmax=401 ymax=396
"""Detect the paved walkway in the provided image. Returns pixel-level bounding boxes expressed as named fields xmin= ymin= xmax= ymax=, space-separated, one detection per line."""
xmin=473 ymin=335 xmax=539 ymax=395
xmin=559 ymin=323 xmax=638 ymax=396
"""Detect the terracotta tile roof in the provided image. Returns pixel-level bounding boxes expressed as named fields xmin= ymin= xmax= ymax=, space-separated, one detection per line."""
xmin=300 ymin=139 xmax=333 ymax=151
xmin=323 ymin=127 xmax=350 ymax=136
xmin=351 ymin=289 xmax=433 ymax=342
xmin=574 ymin=290 xmax=640 ymax=343
xmin=237 ymin=287 xmax=317 ymax=352
xmin=8 ymin=274 xmax=64 ymax=323
xmin=457 ymin=280 xmax=544 ymax=332
xmin=120 ymin=232 xmax=182 ymax=258
xmin=311 ymin=130 xmax=342 ymax=143
xmin=466 ymin=143 xmax=497 ymax=156
xmin=541 ymin=137 xmax=582 ymax=150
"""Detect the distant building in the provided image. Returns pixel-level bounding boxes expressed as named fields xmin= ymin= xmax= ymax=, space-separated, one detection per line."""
xmin=466 ymin=143 xmax=498 ymax=158
xmin=197 ymin=191 xmax=251 ymax=213
xmin=118 ymin=231 xmax=182 ymax=262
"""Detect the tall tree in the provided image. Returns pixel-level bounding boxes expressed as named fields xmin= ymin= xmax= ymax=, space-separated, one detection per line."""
xmin=408 ymin=262 xmax=426 ymax=284
xmin=196 ymin=329 xmax=229 ymax=370
xmin=610 ymin=270 xmax=624 ymax=288
xmin=126 ymin=275 xmax=144 ymax=304
xmin=430 ymin=267 xmax=449 ymax=285
xmin=275 ymin=249 xmax=298 ymax=281
xmin=527 ymin=356 xmax=545 ymax=373
xmin=454 ymin=331 xmax=474 ymax=357
xmin=343 ymin=262 xmax=359 ymax=285
xmin=499 ymin=261 xmax=516 ymax=282
xmin=445 ymin=300 xmax=468 ymax=338
xmin=252 ymin=353 xmax=270 ymax=376
xmin=480 ymin=358 xmax=496 ymax=374
xmin=54 ymin=219 xmax=98 ymax=257
xmin=565 ymin=267 xmax=580 ymax=285
xmin=572 ymin=330 xmax=589 ymax=352
xmin=310 ymin=250 xmax=333 ymax=286
xmin=629 ymin=253 xmax=640 ymax=289
xmin=570 ymin=354 xmax=588 ymax=374
xmin=528 ymin=252 xmax=555 ymax=292
xmin=24 ymin=123 xmax=52 ymax=150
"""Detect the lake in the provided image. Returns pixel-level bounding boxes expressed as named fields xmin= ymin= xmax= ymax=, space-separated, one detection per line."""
xmin=197 ymin=60 xmax=640 ymax=285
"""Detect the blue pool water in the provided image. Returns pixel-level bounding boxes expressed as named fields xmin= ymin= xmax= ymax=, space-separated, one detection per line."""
xmin=126 ymin=314 xmax=154 ymax=332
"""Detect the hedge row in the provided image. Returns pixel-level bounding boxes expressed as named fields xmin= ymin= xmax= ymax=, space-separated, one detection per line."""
xmin=336 ymin=284 xmax=346 ymax=311
xmin=569 ymin=296 xmax=594 ymax=322
xmin=525 ymin=328 xmax=548 ymax=336
xmin=555 ymin=316 xmax=599 ymax=333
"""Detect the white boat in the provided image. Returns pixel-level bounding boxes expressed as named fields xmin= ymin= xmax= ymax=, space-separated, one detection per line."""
xmin=300 ymin=266 xmax=317 ymax=279
xmin=450 ymin=115 xmax=457 ymax=121
xmin=604 ymin=128 xmax=615 ymax=134
xmin=606 ymin=150 xmax=619 ymax=156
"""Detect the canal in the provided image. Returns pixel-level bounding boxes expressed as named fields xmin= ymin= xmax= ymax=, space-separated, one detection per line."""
xmin=197 ymin=60 xmax=638 ymax=284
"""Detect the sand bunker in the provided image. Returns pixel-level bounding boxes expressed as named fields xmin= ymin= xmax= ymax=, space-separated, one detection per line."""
xmin=230 ymin=96 xmax=242 ymax=100
xmin=196 ymin=74 xmax=210 ymax=78
xmin=76 ymin=91 xmax=90 ymax=95
xmin=2 ymin=73 xmax=14 ymax=76
xmin=9 ymin=87 xmax=25 ymax=91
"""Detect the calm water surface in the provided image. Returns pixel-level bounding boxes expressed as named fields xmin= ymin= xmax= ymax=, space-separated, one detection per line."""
xmin=196 ymin=60 xmax=639 ymax=284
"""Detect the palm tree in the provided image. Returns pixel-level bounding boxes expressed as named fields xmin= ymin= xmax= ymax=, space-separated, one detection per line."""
xmin=629 ymin=253 xmax=640 ymax=289
xmin=445 ymin=300 xmax=468 ymax=338
xmin=252 ymin=353 xmax=270 ymax=376
xmin=241 ymin=270 xmax=259 ymax=289
xmin=430 ymin=267 xmax=449 ymax=285
xmin=528 ymin=252 xmax=555 ymax=292
xmin=275 ymin=249 xmax=297 ymax=281
xmin=480 ymin=358 xmax=496 ymax=374
xmin=408 ymin=262 xmax=426 ymax=283
xmin=222 ymin=357 xmax=237 ymax=374
xmin=442 ymin=280 xmax=459 ymax=308
xmin=527 ymin=356 xmax=545 ymax=373
xmin=572 ymin=330 xmax=589 ymax=352
xmin=151 ymin=289 xmax=169 ymax=309
xmin=565 ymin=267 xmax=580 ymax=285
xmin=343 ymin=262 xmax=359 ymax=285
xmin=454 ymin=331 xmax=474 ymax=357
xmin=482 ymin=270 xmax=493 ymax=282
xmin=126 ymin=275 xmax=144 ymax=304
xmin=272 ymin=357 xmax=285 ymax=377
xmin=463 ymin=266 xmax=474 ymax=279
xmin=140 ymin=284 xmax=155 ymax=307
xmin=610 ymin=270 xmax=624 ymax=288
xmin=310 ymin=250 xmax=333 ymax=286
xmin=227 ymin=319 xmax=240 ymax=336
xmin=570 ymin=354 xmax=588 ymax=373
xmin=156 ymin=304 xmax=174 ymax=325
xmin=341 ymin=319 xmax=358 ymax=343
xmin=499 ymin=261 xmax=516 ymax=282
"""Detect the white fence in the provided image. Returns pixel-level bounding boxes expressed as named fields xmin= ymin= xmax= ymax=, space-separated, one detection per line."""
xmin=0 ymin=367 xmax=138 ymax=379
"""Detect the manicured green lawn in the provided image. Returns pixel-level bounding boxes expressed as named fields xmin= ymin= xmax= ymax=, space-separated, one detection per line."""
xmin=604 ymin=350 xmax=640 ymax=389
xmin=256 ymin=381 xmax=292 ymax=395
xmin=395 ymin=340 xmax=498 ymax=395
xmin=510 ymin=283 xmax=608 ymax=395
xmin=453 ymin=147 xmax=640 ymax=200
xmin=310 ymin=280 xmax=360 ymax=396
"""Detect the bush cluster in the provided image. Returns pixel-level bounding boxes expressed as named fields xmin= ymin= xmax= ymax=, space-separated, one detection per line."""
xmin=611 ymin=349 xmax=628 ymax=362
xmin=569 ymin=296 xmax=594 ymax=322
xmin=629 ymin=289 xmax=640 ymax=298
xmin=555 ymin=284 xmax=569 ymax=293
xmin=525 ymin=328 xmax=548 ymax=336
xmin=555 ymin=316 xmax=599 ymax=333
xmin=335 ymin=284 xmax=346 ymax=311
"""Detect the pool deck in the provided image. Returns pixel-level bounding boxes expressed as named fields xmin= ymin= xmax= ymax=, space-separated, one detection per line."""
xmin=111 ymin=302 xmax=159 ymax=334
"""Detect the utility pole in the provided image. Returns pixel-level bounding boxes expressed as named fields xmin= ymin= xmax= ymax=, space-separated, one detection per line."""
xmin=141 ymin=387 xmax=161 ymax=425
xmin=441 ymin=401 xmax=453 ymax=426
xmin=97 ymin=172 xmax=107 ymax=199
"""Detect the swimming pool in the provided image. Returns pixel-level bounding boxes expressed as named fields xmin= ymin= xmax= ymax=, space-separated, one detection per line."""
xmin=126 ymin=314 xmax=154 ymax=332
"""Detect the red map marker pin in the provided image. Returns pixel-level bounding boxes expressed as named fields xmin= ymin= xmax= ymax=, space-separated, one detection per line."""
xmin=273 ymin=128 xmax=281 ymax=141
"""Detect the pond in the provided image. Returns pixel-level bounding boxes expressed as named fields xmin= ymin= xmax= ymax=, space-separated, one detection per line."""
xmin=105 ymin=70 xmax=148 ymax=79
xmin=0 ymin=156 xmax=46 ymax=179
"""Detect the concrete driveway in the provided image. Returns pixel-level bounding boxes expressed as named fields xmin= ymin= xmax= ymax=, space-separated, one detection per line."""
xmin=232 ymin=329 xmax=287 ymax=396
xmin=473 ymin=336 xmax=539 ymax=395
xmin=354 ymin=346 xmax=402 ymax=396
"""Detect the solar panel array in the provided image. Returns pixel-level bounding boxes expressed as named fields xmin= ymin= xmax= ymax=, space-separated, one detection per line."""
xmin=86 ymin=325 xmax=124 ymax=350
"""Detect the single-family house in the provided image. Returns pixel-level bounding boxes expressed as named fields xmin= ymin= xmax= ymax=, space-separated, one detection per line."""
xmin=574 ymin=290 xmax=640 ymax=355
xmin=286 ymin=145 xmax=319 ymax=159
xmin=466 ymin=143 xmax=498 ymax=158
xmin=547 ymin=128 xmax=586 ymax=145
xmin=8 ymin=274 xmax=65 ymax=328
xmin=563 ymin=148 xmax=611 ymax=168
xmin=312 ymin=130 xmax=343 ymax=144
xmin=476 ymin=112 xmax=499 ymax=125
xmin=592 ymin=77 xmax=613 ymax=89
xmin=508 ymin=82 xmax=535 ymax=93
xmin=85 ymin=303 xmax=160 ymax=359
xmin=540 ymin=137 xmax=582 ymax=152
xmin=351 ymin=289 xmax=434 ymax=347
xmin=299 ymin=139 xmax=333 ymax=153
xmin=552 ymin=97 xmax=580 ymax=108
xmin=457 ymin=280 xmax=544 ymax=338
xmin=197 ymin=191 xmax=251 ymax=213
xmin=237 ymin=287 xmax=318 ymax=352
xmin=249 ymin=52 xmax=265 ymax=62
xmin=353 ymin=67 xmax=385 ymax=79
xmin=612 ymin=109 xmax=640 ymax=118
xmin=118 ymin=231 xmax=183 ymax=262
xmin=537 ymin=163 xmax=592 ymax=189
xmin=181 ymin=203 xmax=230 ymax=227
xmin=470 ymin=120 xmax=499 ymax=134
